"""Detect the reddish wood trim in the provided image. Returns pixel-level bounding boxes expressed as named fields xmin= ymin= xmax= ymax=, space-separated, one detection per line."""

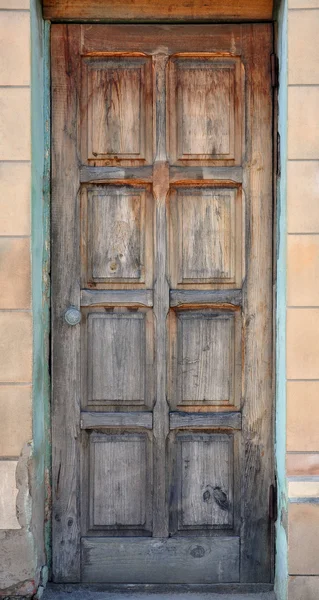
xmin=43 ymin=0 xmax=274 ymax=23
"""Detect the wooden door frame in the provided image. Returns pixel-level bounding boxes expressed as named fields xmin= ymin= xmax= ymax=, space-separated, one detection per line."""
xmin=43 ymin=0 xmax=274 ymax=22
xmin=47 ymin=2 xmax=279 ymax=590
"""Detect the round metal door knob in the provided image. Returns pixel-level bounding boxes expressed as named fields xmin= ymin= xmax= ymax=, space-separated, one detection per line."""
xmin=64 ymin=307 xmax=81 ymax=326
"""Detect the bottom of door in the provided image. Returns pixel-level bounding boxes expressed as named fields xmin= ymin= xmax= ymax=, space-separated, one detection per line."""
xmin=81 ymin=537 xmax=239 ymax=584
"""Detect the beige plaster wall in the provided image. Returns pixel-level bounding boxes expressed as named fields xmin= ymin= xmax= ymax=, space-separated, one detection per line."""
xmin=287 ymin=0 xmax=319 ymax=598
xmin=0 ymin=2 xmax=42 ymax=597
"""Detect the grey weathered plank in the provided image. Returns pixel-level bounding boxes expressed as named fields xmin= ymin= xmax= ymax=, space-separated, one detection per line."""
xmin=51 ymin=25 xmax=82 ymax=582
xmin=80 ymin=165 xmax=153 ymax=183
xmin=81 ymin=289 xmax=153 ymax=307
xmin=87 ymin=312 xmax=146 ymax=405
xmin=168 ymin=309 xmax=242 ymax=410
xmin=240 ymin=24 xmax=274 ymax=583
xmin=169 ymin=411 xmax=242 ymax=430
xmin=81 ymin=411 xmax=153 ymax=429
xmin=169 ymin=185 xmax=243 ymax=289
xmin=170 ymin=289 xmax=242 ymax=307
xmin=172 ymin=188 xmax=237 ymax=284
xmin=152 ymin=52 xmax=170 ymax=538
xmin=177 ymin=312 xmax=235 ymax=406
xmin=81 ymin=537 xmax=240 ymax=583
xmin=88 ymin=188 xmax=145 ymax=282
xmin=176 ymin=434 xmax=233 ymax=530
xmin=89 ymin=432 xmax=152 ymax=532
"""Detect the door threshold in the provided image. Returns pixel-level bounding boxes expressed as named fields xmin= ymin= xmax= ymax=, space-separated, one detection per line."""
xmin=44 ymin=583 xmax=276 ymax=599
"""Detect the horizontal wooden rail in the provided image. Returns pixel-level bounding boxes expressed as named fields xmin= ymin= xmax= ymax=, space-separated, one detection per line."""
xmin=81 ymin=411 xmax=153 ymax=429
xmin=170 ymin=411 xmax=242 ymax=430
xmin=81 ymin=289 xmax=153 ymax=307
xmin=44 ymin=1 xmax=273 ymax=22
xmin=170 ymin=289 xmax=242 ymax=307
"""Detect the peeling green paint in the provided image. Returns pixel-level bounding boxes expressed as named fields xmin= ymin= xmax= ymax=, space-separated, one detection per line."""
xmin=31 ymin=0 xmax=51 ymax=579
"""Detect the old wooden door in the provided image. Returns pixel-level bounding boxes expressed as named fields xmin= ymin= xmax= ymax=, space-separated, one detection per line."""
xmin=51 ymin=24 xmax=273 ymax=585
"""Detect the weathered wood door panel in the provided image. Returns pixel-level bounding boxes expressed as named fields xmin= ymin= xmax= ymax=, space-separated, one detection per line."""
xmin=51 ymin=24 xmax=273 ymax=584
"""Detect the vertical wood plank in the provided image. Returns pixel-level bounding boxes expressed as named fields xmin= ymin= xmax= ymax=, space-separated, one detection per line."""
xmin=152 ymin=52 xmax=170 ymax=537
xmin=51 ymin=24 xmax=82 ymax=581
xmin=240 ymin=23 xmax=274 ymax=583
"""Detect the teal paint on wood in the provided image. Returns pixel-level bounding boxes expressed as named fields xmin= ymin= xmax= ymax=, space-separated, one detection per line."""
xmin=31 ymin=0 xmax=51 ymax=579
xmin=274 ymin=1 xmax=288 ymax=599
xmin=43 ymin=17 xmax=51 ymax=572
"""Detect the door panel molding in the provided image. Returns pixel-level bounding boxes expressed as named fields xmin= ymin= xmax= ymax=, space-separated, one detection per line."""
xmin=51 ymin=23 xmax=273 ymax=584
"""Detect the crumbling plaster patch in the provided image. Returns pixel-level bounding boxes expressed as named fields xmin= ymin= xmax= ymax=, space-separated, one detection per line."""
xmin=0 ymin=444 xmax=41 ymax=597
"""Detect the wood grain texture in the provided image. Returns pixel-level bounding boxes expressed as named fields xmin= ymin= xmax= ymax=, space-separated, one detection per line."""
xmin=168 ymin=56 xmax=242 ymax=166
xmin=168 ymin=310 xmax=241 ymax=409
xmin=82 ymin=56 xmax=153 ymax=166
xmin=88 ymin=312 xmax=146 ymax=403
xmin=81 ymin=289 xmax=153 ymax=307
xmin=179 ymin=313 xmax=234 ymax=404
xmin=169 ymin=165 xmax=243 ymax=184
xmin=51 ymin=23 xmax=273 ymax=584
xmin=81 ymin=25 xmax=243 ymax=56
xmin=80 ymin=166 xmax=153 ymax=183
xmin=81 ymin=184 xmax=153 ymax=288
xmin=43 ymin=0 xmax=274 ymax=22
xmin=89 ymin=432 xmax=152 ymax=532
xmin=81 ymin=411 xmax=152 ymax=429
xmin=170 ymin=289 xmax=242 ymax=307
xmin=169 ymin=411 xmax=241 ymax=430
xmin=81 ymin=537 xmax=240 ymax=583
xmin=152 ymin=97 xmax=170 ymax=539
xmin=51 ymin=25 xmax=82 ymax=582
xmin=84 ymin=308 xmax=154 ymax=410
xmin=169 ymin=186 xmax=242 ymax=288
xmin=240 ymin=24 xmax=274 ymax=583
xmin=174 ymin=433 xmax=234 ymax=530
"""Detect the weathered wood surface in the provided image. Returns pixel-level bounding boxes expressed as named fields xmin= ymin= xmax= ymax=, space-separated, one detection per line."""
xmin=169 ymin=411 xmax=241 ymax=430
xmin=169 ymin=186 xmax=242 ymax=289
xmin=173 ymin=434 xmax=234 ymax=530
xmin=80 ymin=165 xmax=243 ymax=184
xmin=168 ymin=309 xmax=241 ymax=410
xmin=51 ymin=25 xmax=82 ymax=582
xmin=81 ymin=184 xmax=153 ymax=288
xmin=88 ymin=432 xmax=152 ymax=533
xmin=240 ymin=24 xmax=274 ymax=583
xmin=81 ymin=411 xmax=153 ymax=429
xmin=81 ymin=289 xmax=153 ymax=307
xmin=152 ymin=54 xmax=170 ymax=537
xmin=84 ymin=308 xmax=154 ymax=411
xmin=81 ymin=25 xmax=243 ymax=56
xmin=170 ymin=289 xmax=242 ymax=307
xmin=169 ymin=166 xmax=243 ymax=183
xmin=52 ymin=23 xmax=273 ymax=585
xmin=80 ymin=166 xmax=153 ymax=183
xmin=82 ymin=537 xmax=240 ymax=583
xmin=44 ymin=0 xmax=274 ymax=22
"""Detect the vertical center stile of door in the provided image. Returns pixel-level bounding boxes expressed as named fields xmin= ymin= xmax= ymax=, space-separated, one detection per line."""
xmin=152 ymin=52 xmax=170 ymax=538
